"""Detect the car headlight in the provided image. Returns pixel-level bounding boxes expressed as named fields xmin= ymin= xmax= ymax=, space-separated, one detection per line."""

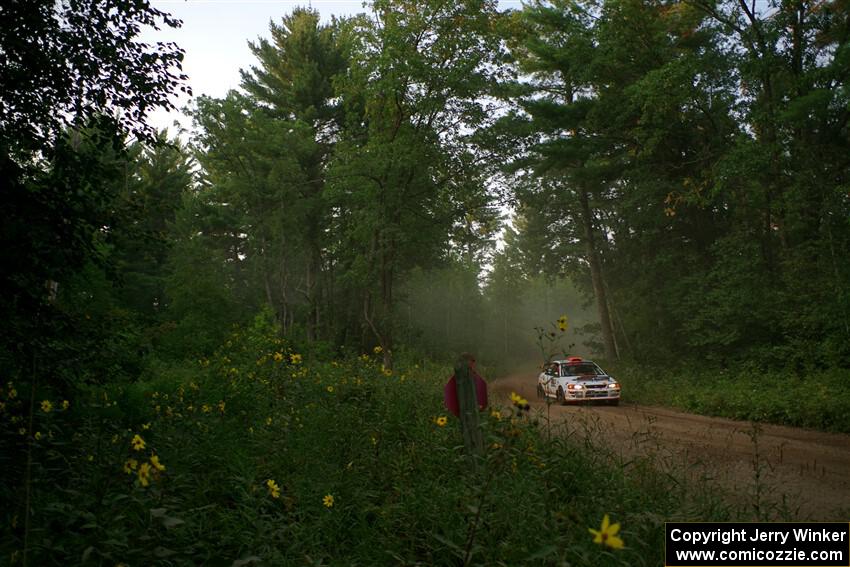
xmin=608 ymin=383 xmax=620 ymax=389
xmin=567 ymin=384 xmax=583 ymax=390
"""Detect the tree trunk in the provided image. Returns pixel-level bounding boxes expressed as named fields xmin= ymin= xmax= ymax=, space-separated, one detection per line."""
xmin=380 ymin=234 xmax=395 ymax=370
xmin=578 ymin=189 xmax=618 ymax=361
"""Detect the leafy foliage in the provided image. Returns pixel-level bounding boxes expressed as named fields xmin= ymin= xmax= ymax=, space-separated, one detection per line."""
xmin=2 ymin=331 xmax=747 ymax=566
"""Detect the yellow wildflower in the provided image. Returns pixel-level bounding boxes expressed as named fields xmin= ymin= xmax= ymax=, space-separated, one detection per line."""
xmin=435 ymin=416 xmax=448 ymax=427
xmin=123 ymin=459 xmax=138 ymax=474
xmin=202 ymin=404 xmax=211 ymax=413
xmin=131 ymin=434 xmax=145 ymax=451
xmin=142 ymin=422 xmax=151 ymax=430
xmin=589 ymin=514 xmax=624 ymax=550
xmin=34 ymin=431 xmax=43 ymax=441
xmin=138 ymin=462 xmax=152 ymax=487
xmin=218 ymin=401 xmax=226 ymax=413
xmin=558 ymin=315 xmax=568 ymax=332
xmin=61 ymin=400 xmax=70 ymax=410
xmin=9 ymin=388 xmax=17 ymax=399
xmin=150 ymin=455 xmax=166 ymax=472
xmin=490 ymin=409 xmax=502 ymax=419
xmin=17 ymin=428 xmax=25 ymax=436
xmin=510 ymin=392 xmax=529 ymax=407
xmin=373 ymin=345 xmax=382 ymax=354
xmin=266 ymin=479 xmax=281 ymax=499
xmin=326 ymin=385 xmax=334 ymax=393
xmin=323 ymin=494 xmax=334 ymax=508
xmin=41 ymin=400 xmax=53 ymax=413
xmin=381 ymin=365 xmax=392 ymax=377
xmin=265 ymin=417 xmax=272 ymax=426
xmin=289 ymin=353 xmax=302 ymax=364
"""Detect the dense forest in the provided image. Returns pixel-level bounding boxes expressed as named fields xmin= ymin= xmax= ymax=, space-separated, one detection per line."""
xmin=4 ymin=0 xmax=849 ymax=377
xmin=2 ymin=0 xmax=849 ymax=563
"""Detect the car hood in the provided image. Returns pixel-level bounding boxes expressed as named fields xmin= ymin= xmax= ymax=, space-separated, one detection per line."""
xmin=567 ymin=375 xmax=611 ymax=385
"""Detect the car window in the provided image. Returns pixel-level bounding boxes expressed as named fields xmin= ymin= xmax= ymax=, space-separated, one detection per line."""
xmin=562 ymin=363 xmax=602 ymax=377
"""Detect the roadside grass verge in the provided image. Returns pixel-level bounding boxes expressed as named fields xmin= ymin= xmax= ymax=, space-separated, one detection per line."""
xmin=611 ymin=363 xmax=850 ymax=433
xmin=2 ymin=329 xmax=793 ymax=566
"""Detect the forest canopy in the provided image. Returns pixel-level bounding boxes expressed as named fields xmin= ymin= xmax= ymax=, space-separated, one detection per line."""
xmin=2 ymin=0 xmax=849 ymax=386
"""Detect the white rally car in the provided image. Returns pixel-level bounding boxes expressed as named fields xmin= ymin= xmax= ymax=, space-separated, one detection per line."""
xmin=536 ymin=356 xmax=620 ymax=405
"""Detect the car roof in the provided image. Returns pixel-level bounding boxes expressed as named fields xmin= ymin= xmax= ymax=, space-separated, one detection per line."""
xmin=552 ymin=358 xmax=597 ymax=364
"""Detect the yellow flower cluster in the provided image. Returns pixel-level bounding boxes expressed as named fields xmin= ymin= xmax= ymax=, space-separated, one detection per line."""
xmin=124 ymin=454 xmax=165 ymax=487
xmin=125 ymin=433 xmax=166 ymax=487
xmin=289 ymin=353 xmax=302 ymax=365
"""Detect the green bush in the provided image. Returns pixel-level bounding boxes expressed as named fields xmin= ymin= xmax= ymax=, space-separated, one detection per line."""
xmin=612 ymin=363 xmax=850 ymax=433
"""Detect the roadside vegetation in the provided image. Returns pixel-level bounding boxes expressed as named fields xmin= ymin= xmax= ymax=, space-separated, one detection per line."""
xmin=3 ymin=317 xmax=793 ymax=566
xmin=614 ymin=364 xmax=850 ymax=434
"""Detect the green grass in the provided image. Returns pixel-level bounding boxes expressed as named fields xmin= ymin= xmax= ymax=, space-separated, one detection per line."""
xmin=2 ymin=330 xmax=798 ymax=566
xmin=611 ymin=363 xmax=850 ymax=433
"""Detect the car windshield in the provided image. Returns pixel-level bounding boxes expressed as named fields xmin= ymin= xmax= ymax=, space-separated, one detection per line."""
xmin=562 ymin=363 xmax=603 ymax=377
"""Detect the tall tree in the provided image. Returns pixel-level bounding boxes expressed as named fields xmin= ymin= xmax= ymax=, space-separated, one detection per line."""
xmin=498 ymin=0 xmax=735 ymax=361
xmin=329 ymin=0 xmax=502 ymax=368
xmin=240 ymin=9 xmax=349 ymax=340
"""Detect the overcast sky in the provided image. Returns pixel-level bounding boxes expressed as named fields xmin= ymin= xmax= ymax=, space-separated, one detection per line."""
xmin=143 ymin=0 xmax=370 ymax=134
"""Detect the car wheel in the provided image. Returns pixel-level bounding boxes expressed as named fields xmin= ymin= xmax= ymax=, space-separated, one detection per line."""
xmin=556 ymin=387 xmax=566 ymax=405
xmin=536 ymin=383 xmax=545 ymax=399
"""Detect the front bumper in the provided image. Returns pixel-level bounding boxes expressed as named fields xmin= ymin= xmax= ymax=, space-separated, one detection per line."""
xmin=565 ymin=388 xmax=620 ymax=401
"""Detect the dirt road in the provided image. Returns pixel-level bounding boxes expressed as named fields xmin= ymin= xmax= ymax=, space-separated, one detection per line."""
xmin=492 ymin=369 xmax=850 ymax=520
